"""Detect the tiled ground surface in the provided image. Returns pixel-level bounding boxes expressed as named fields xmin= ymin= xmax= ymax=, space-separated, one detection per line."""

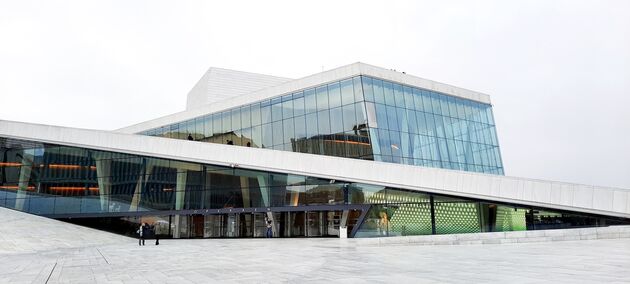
xmin=1 ymin=207 xmax=629 ymax=283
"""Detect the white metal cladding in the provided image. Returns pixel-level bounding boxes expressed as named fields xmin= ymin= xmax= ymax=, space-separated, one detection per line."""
xmin=5 ymin=120 xmax=626 ymax=218
xmin=117 ymin=62 xmax=492 ymax=134
xmin=186 ymin=67 xmax=292 ymax=111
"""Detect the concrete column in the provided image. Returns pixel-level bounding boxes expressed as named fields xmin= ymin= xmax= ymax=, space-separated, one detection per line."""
xmin=173 ymin=170 xmax=187 ymax=239
xmin=240 ymin=177 xmax=250 ymax=208
xmin=129 ymin=160 xmax=155 ymax=212
xmin=257 ymin=176 xmax=269 ymax=207
xmin=94 ymin=154 xmax=111 ymax=212
xmin=15 ymin=149 xmax=34 ymax=211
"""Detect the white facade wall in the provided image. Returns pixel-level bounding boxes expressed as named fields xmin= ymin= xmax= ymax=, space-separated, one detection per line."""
xmin=186 ymin=67 xmax=291 ymax=110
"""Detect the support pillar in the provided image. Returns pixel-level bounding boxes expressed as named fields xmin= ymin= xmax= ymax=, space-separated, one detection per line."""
xmin=173 ymin=170 xmax=187 ymax=238
xmin=15 ymin=150 xmax=34 ymax=211
xmin=94 ymin=154 xmax=111 ymax=212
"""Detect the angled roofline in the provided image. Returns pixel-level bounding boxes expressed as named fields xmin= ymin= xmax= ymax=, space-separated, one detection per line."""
xmin=2 ymin=120 xmax=629 ymax=219
xmin=186 ymin=66 xmax=292 ymax=110
xmin=116 ymin=62 xmax=492 ymax=134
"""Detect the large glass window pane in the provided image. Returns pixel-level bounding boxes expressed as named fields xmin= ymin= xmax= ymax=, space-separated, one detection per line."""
xmin=389 ymin=130 xmax=402 ymax=163
xmin=283 ymin=118 xmax=294 ymax=144
xmin=221 ymin=111 xmax=231 ymax=133
xmin=386 ymin=105 xmax=399 ymax=132
xmin=407 ymin=109 xmax=418 ymax=134
xmin=439 ymin=97 xmax=450 ymax=117
xmin=328 ymin=82 xmax=342 ymax=108
xmin=430 ymin=92 xmax=442 ymax=115
xmin=393 ymin=84 xmax=405 ymax=108
xmin=421 ymin=90 xmax=433 ymax=114
xmin=212 ymin=114 xmax=221 ymax=135
xmin=330 ymin=107 xmax=344 ymax=134
xmin=372 ymin=78 xmax=385 ymax=104
xmin=375 ymin=103 xmax=388 ymax=130
xmin=448 ymin=97 xmax=459 ymax=119
xmin=304 ymin=88 xmax=317 ymax=114
xmin=294 ymin=115 xmax=306 ymax=139
xmin=271 ymin=97 xmax=282 ymax=122
xmin=363 ymin=102 xmax=376 ymax=129
xmin=403 ymin=86 xmax=415 ymax=110
xmin=317 ymin=110 xmax=331 ymax=134
xmin=241 ymin=105 xmax=251 ymax=129
xmin=434 ymin=114 xmax=445 ymax=138
xmin=411 ymin=88 xmax=423 ymax=112
xmin=194 ymin=117 xmax=204 ymax=139
xmin=352 ymin=76 xmax=364 ymax=102
xmin=261 ymin=101 xmax=272 ymax=124
xmin=383 ymin=81 xmax=395 ymax=106
xmin=316 ymin=86 xmax=329 ymax=111
xmin=340 ymin=79 xmax=354 ymax=106
xmin=293 ymin=91 xmax=305 ymax=116
xmin=251 ymin=125 xmax=262 ymax=148
xmin=231 ymin=108 xmax=241 ymax=131
xmin=342 ymin=104 xmax=357 ymax=133
xmin=305 ymin=112 xmax=318 ymax=138
xmin=282 ymin=94 xmax=293 ymax=120
xmin=377 ymin=128 xmax=392 ymax=157
xmin=272 ymin=120 xmax=283 ymax=146
xmin=362 ymin=76 xmax=374 ymax=102
xmin=203 ymin=115 xmax=213 ymax=139
xmin=251 ymin=103 xmax=262 ymax=126
xmin=486 ymin=106 xmax=495 ymax=125
xmin=261 ymin=123 xmax=272 ymax=148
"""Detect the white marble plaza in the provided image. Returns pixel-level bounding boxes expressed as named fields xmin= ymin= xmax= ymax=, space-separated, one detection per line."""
xmin=1 ymin=207 xmax=629 ymax=283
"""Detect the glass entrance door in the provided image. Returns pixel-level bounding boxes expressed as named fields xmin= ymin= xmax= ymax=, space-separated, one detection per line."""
xmin=253 ymin=213 xmax=267 ymax=237
xmin=307 ymin=211 xmax=323 ymax=237
xmin=224 ymin=213 xmax=239 ymax=237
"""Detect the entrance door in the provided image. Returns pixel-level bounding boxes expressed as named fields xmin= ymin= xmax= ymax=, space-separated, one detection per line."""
xmin=239 ymin=213 xmax=253 ymax=237
xmin=190 ymin=215 xmax=204 ymax=238
xmin=253 ymin=213 xmax=267 ymax=237
xmin=224 ymin=213 xmax=239 ymax=237
xmin=306 ymin=211 xmax=323 ymax=237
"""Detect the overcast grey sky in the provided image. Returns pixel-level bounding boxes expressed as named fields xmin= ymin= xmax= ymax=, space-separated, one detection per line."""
xmin=1 ymin=0 xmax=629 ymax=189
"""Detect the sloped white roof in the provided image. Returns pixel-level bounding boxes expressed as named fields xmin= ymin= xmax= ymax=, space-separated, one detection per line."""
xmin=118 ymin=62 xmax=491 ymax=134
xmin=186 ymin=67 xmax=291 ymax=110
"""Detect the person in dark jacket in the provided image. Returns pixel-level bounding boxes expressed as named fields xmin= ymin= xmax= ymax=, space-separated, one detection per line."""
xmin=141 ymin=223 xmax=151 ymax=246
xmin=138 ymin=223 xmax=146 ymax=246
xmin=152 ymin=224 xmax=160 ymax=245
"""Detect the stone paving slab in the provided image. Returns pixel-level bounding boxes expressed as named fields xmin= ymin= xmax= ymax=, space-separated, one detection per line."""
xmin=1 ymin=207 xmax=630 ymax=283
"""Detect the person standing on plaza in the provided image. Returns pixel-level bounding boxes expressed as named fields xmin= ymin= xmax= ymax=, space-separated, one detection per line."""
xmin=137 ymin=223 xmax=146 ymax=246
xmin=266 ymin=219 xmax=273 ymax=238
xmin=153 ymin=223 xmax=160 ymax=245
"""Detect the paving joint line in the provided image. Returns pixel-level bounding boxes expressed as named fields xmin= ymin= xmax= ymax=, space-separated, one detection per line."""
xmin=44 ymin=261 xmax=57 ymax=284
xmin=96 ymin=247 xmax=110 ymax=265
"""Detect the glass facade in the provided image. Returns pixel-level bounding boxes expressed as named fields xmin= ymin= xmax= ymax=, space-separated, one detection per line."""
xmin=139 ymin=76 xmax=503 ymax=175
xmin=362 ymin=77 xmax=503 ymax=174
xmin=141 ymin=77 xmax=372 ymax=160
xmin=1 ymin=137 xmax=626 ymax=238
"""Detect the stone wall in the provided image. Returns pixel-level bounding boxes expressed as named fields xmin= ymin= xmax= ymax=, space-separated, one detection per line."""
xmin=350 ymin=225 xmax=630 ymax=246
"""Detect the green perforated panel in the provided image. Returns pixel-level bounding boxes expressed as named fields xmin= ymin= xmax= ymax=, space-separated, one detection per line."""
xmin=434 ymin=202 xmax=481 ymax=234
xmin=496 ymin=206 xmax=527 ymax=231
xmin=389 ymin=203 xmax=432 ymax=236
